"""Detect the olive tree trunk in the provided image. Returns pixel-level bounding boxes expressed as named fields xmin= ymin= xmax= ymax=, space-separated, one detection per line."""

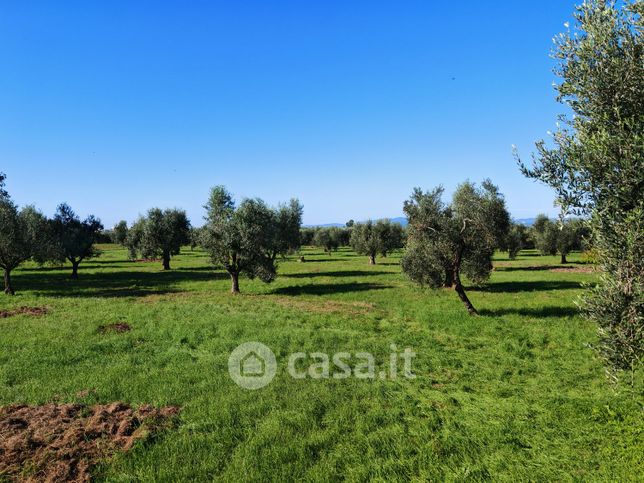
xmin=162 ymin=251 xmax=171 ymax=270
xmin=230 ymin=272 xmax=240 ymax=294
xmin=71 ymin=260 xmax=80 ymax=279
xmin=560 ymin=253 xmax=567 ymax=264
xmin=4 ymin=269 xmax=14 ymax=295
xmin=443 ymin=269 xmax=454 ymax=288
xmin=453 ymin=250 xmax=478 ymax=315
xmin=368 ymin=253 xmax=376 ymax=265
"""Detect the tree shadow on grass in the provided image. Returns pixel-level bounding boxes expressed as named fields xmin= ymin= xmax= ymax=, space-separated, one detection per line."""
xmin=480 ymin=306 xmax=580 ymax=318
xmin=175 ymin=266 xmax=216 ymax=272
xmin=299 ymin=259 xmax=346 ymax=263
xmin=272 ymin=282 xmax=393 ymax=296
xmin=469 ymin=280 xmax=583 ymax=293
xmin=12 ymin=270 xmax=228 ymax=298
xmin=495 ymin=263 xmax=592 ymax=272
xmin=284 ymin=271 xmax=392 ymax=279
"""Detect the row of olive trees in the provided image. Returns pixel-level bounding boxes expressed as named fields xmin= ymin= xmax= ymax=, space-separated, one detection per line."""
xmin=531 ymin=216 xmax=590 ymax=264
xmin=500 ymin=216 xmax=590 ymax=262
xmin=300 ymin=226 xmax=351 ymax=254
xmin=0 ymin=174 xmax=104 ymax=293
xmin=111 ymin=187 xmax=304 ymax=293
xmin=300 ymin=221 xmax=405 ymax=265
xmin=1 ymin=176 xmax=303 ymax=295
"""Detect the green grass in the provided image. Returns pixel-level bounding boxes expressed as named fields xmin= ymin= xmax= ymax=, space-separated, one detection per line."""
xmin=1 ymin=246 xmax=642 ymax=481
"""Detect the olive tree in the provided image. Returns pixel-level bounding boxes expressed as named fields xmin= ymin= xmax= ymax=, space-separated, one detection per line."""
xmin=300 ymin=228 xmax=316 ymax=246
xmin=556 ymin=219 xmax=588 ymax=264
xmin=532 ymin=215 xmax=559 ymax=256
xmin=189 ymin=226 xmax=204 ymax=251
xmin=379 ymin=221 xmax=404 ymax=258
xmin=126 ymin=208 xmax=191 ymax=270
xmin=402 ymin=180 xmax=510 ymax=315
xmin=125 ymin=218 xmax=146 ymax=260
xmin=532 ymin=215 xmax=588 ymax=263
xmin=503 ymin=222 xmax=529 ymax=260
xmin=312 ymin=227 xmax=340 ymax=255
xmin=516 ymin=0 xmax=642 ymax=371
xmin=202 ymin=186 xmax=283 ymax=294
xmin=111 ymin=220 xmax=129 ymax=245
xmin=350 ymin=219 xmax=403 ymax=264
xmin=0 ymin=191 xmax=51 ymax=294
xmin=52 ymin=203 xmax=103 ymax=279
xmin=271 ymin=199 xmax=304 ymax=260
xmin=0 ymin=173 xmax=7 ymax=198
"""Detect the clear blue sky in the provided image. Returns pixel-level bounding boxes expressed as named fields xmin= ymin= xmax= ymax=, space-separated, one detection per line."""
xmin=1 ymin=1 xmax=577 ymax=227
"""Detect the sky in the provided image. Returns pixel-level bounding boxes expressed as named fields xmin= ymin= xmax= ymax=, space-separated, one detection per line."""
xmin=0 ymin=1 xmax=579 ymax=227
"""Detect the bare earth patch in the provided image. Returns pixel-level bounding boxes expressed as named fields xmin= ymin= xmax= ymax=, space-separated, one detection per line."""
xmin=97 ymin=323 xmax=131 ymax=334
xmin=271 ymin=297 xmax=376 ymax=315
xmin=0 ymin=307 xmax=48 ymax=319
xmin=549 ymin=266 xmax=595 ymax=273
xmin=0 ymin=402 xmax=179 ymax=482
xmin=134 ymin=292 xmax=193 ymax=304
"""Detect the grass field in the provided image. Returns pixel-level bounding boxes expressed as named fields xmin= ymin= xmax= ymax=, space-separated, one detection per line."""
xmin=1 ymin=245 xmax=642 ymax=481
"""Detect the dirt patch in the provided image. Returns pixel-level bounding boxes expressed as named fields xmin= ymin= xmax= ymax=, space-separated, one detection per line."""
xmin=550 ymin=266 xmax=595 ymax=273
xmin=134 ymin=292 xmax=193 ymax=304
xmin=0 ymin=307 xmax=48 ymax=319
xmin=131 ymin=258 xmax=160 ymax=263
xmin=272 ymin=297 xmax=376 ymax=315
xmin=97 ymin=323 xmax=131 ymax=334
xmin=0 ymin=402 xmax=179 ymax=482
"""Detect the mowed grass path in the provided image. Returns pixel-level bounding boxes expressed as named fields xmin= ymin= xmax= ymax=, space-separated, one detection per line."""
xmin=1 ymin=246 xmax=642 ymax=481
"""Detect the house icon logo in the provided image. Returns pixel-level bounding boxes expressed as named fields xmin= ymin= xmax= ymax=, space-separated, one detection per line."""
xmin=241 ymin=351 xmax=265 ymax=377
xmin=228 ymin=342 xmax=277 ymax=389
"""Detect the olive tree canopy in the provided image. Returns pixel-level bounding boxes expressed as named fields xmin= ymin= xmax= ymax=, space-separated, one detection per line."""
xmin=202 ymin=185 xmax=301 ymax=294
xmin=402 ymin=180 xmax=510 ymax=315
xmin=350 ymin=219 xmax=404 ymax=264
xmin=0 ymin=175 xmax=52 ymax=294
xmin=0 ymin=201 xmax=50 ymax=294
xmin=136 ymin=208 xmax=191 ymax=270
xmin=52 ymin=203 xmax=103 ymax=279
xmin=111 ymin=220 xmax=129 ymax=245
xmin=516 ymin=0 xmax=642 ymax=370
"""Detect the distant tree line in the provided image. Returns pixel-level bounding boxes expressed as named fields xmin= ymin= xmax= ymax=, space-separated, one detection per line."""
xmin=0 ymin=176 xmax=304 ymax=295
xmin=298 ymin=221 xmax=405 ymax=265
xmin=0 ymin=176 xmax=106 ymax=293
xmin=499 ymin=216 xmax=590 ymax=263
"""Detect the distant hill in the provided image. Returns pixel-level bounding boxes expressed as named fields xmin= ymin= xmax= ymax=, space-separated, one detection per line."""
xmin=390 ymin=217 xmax=408 ymax=227
xmin=303 ymin=223 xmax=346 ymax=228
xmin=515 ymin=218 xmax=536 ymax=226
